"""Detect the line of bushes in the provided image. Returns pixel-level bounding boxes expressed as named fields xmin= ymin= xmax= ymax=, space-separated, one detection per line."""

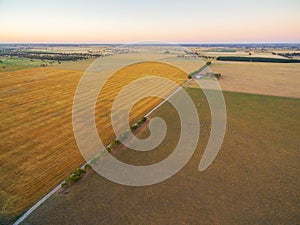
xmin=188 ymin=61 xmax=211 ymax=79
xmin=91 ymin=116 xmax=147 ymax=158
xmin=61 ymin=117 xmax=148 ymax=189
xmin=89 ymin=116 xmax=147 ymax=160
xmin=216 ymin=56 xmax=300 ymax=63
xmin=61 ymin=166 xmax=90 ymax=189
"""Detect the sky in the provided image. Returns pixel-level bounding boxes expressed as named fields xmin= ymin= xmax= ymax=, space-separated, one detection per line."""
xmin=0 ymin=0 xmax=299 ymax=43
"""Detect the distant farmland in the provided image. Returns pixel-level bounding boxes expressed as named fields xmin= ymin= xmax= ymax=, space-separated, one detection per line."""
xmin=216 ymin=56 xmax=300 ymax=63
xmin=0 ymin=62 xmax=187 ymax=222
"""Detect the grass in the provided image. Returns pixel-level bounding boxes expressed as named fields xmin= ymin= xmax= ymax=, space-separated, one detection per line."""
xmin=23 ymin=88 xmax=300 ymax=225
xmin=0 ymin=57 xmax=95 ymax=73
xmin=0 ymin=57 xmax=56 ymax=72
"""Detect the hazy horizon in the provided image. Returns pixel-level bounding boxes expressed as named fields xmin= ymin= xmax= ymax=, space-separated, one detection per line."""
xmin=1 ymin=42 xmax=300 ymax=45
xmin=0 ymin=0 xmax=299 ymax=43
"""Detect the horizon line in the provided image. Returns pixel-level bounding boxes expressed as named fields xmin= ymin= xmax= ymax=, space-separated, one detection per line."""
xmin=1 ymin=42 xmax=300 ymax=45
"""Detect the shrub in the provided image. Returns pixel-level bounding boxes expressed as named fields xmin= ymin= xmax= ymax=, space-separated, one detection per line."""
xmin=90 ymin=151 xmax=106 ymax=164
xmin=137 ymin=117 xmax=147 ymax=126
xmin=106 ymin=146 xmax=112 ymax=152
xmin=62 ymin=168 xmax=86 ymax=188
xmin=84 ymin=164 xmax=92 ymax=171
xmin=110 ymin=139 xmax=121 ymax=149
xmin=119 ymin=130 xmax=130 ymax=141
xmin=61 ymin=182 xmax=68 ymax=189
xmin=66 ymin=174 xmax=80 ymax=183
xmin=73 ymin=168 xmax=86 ymax=176
xmin=188 ymin=62 xmax=211 ymax=79
xmin=90 ymin=155 xmax=99 ymax=164
xmin=214 ymin=73 xmax=221 ymax=79
xmin=130 ymin=124 xmax=139 ymax=131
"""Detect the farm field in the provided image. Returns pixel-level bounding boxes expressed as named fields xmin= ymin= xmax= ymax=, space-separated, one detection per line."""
xmin=49 ymin=54 xmax=202 ymax=73
xmin=1 ymin=0 xmax=299 ymax=223
xmin=187 ymin=61 xmax=300 ymax=98
xmin=0 ymin=57 xmax=56 ymax=72
xmin=0 ymin=61 xmax=187 ymax=224
xmin=1 ymin=44 xmax=299 ymax=225
xmin=199 ymin=51 xmax=288 ymax=59
xmin=23 ymin=88 xmax=300 ymax=225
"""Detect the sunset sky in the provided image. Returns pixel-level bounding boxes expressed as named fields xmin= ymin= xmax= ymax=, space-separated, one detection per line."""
xmin=0 ymin=0 xmax=299 ymax=43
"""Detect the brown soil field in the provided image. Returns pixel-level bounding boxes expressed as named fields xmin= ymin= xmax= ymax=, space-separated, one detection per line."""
xmin=187 ymin=61 xmax=300 ymax=98
xmin=23 ymin=88 xmax=300 ymax=225
xmin=0 ymin=62 xmax=186 ymax=224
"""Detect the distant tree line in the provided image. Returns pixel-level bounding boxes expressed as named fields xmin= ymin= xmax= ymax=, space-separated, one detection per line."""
xmin=0 ymin=49 xmax=102 ymax=61
xmin=216 ymin=56 xmax=300 ymax=63
xmin=277 ymin=52 xmax=300 ymax=59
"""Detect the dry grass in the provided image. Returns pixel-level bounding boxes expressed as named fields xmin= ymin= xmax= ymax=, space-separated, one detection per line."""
xmin=0 ymin=62 xmax=187 ymax=223
xmin=187 ymin=61 xmax=300 ymax=98
xmin=200 ymin=51 xmax=287 ymax=59
xmin=50 ymin=58 xmax=96 ymax=71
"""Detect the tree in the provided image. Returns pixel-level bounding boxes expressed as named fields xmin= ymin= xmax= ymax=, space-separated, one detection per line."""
xmin=214 ymin=73 xmax=221 ymax=79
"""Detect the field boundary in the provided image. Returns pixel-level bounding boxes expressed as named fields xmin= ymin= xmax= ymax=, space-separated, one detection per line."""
xmin=13 ymin=185 xmax=61 ymax=225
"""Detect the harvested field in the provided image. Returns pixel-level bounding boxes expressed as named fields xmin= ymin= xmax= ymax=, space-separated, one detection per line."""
xmin=195 ymin=50 xmax=288 ymax=59
xmin=187 ymin=61 xmax=300 ymax=98
xmin=0 ymin=62 xmax=187 ymax=224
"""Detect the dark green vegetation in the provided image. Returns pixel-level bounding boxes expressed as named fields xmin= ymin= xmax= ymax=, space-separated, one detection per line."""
xmin=24 ymin=88 xmax=300 ymax=225
xmin=214 ymin=73 xmax=221 ymax=79
xmin=276 ymin=52 xmax=300 ymax=58
xmin=0 ymin=47 xmax=104 ymax=72
xmin=61 ymin=168 xmax=86 ymax=189
xmin=188 ymin=61 xmax=211 ymax=78
xmin=0 ymin=49 xmax=101 ymax=61
xmin=216 ymin=56 xmax=300 ymax=63
xmin=129 ymin=117 xmax=147 ymax=132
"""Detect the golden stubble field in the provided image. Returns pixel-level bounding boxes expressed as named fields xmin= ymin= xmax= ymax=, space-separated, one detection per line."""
xmin=0 ymin=61 xmax=187 ymax=222
xmin=187 ymin=61 xmax=300 ymax=98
